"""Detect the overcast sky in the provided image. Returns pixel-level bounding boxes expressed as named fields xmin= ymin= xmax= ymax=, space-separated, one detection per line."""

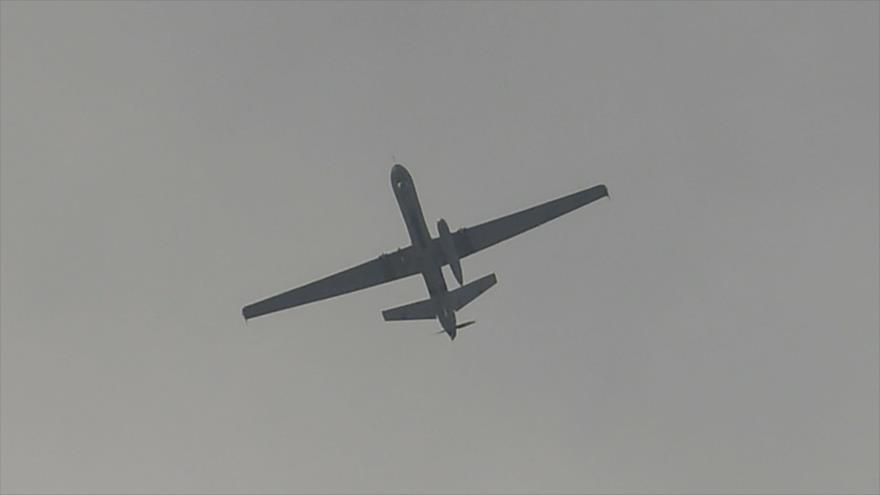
xmin=1 ymin=2 xmax=878 ymax=494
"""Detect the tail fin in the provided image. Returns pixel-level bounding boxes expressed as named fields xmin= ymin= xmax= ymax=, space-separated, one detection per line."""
xmin=382 ymin=273 xmax=497 ymax=322
xmin=382 ymin=298 xmax=435 ymax=321
xmin=450 ymin=273 xmax=497 ymax=310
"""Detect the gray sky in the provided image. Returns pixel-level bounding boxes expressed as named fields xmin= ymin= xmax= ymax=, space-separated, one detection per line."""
xmin=1 ymin=2 xmax=877 ymax=493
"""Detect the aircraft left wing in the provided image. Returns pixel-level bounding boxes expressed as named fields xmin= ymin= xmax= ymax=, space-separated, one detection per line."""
xmin=450 ymin=184 xmax=608 ymax=259
xmin=242 ymin=246 xmax=421 ymax=320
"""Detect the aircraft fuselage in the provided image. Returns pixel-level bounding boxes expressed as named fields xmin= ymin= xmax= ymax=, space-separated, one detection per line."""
xmin=390 ymin=164 xmax=458 ymax=338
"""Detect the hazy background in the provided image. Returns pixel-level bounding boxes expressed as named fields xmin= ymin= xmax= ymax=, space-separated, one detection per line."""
xmin=2 ymin=2 xmax=877 ymax=493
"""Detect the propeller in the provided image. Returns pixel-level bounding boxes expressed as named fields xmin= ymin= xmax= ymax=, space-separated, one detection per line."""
xmin=433 ymin=320 xmax=476 ymax=335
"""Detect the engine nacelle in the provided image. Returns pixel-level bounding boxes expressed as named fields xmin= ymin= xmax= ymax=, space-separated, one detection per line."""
xmin=437 ymin=218 xmax=463 ymax=286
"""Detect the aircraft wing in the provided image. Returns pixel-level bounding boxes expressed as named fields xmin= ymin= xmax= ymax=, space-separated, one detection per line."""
xmin=242 ymin=246 xmax=421 ymax=320
xmin=452 ymin=184 xmax=608 ymax=259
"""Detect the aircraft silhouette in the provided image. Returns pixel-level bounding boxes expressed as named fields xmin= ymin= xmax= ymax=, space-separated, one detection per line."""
xmin=243 ymin=164 xmax=608 ymax=340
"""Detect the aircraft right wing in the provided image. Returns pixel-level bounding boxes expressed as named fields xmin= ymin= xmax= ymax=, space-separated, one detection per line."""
xmin=452 ymin=184 xmax=608 ymax=259
xmin=242 ymin=246 xmax=421 ymax=321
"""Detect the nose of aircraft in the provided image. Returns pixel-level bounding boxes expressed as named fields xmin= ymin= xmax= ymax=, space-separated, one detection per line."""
xmin=391 ymin=163 xmax=409 ymax=182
